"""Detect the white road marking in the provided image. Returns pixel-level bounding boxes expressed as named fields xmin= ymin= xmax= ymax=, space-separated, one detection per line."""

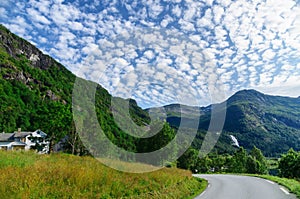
xmin=199 ymin=190 xmax=206 ymax=197
xmin=265 ymin=179 xmax=275 ymax=184
xmin=280 ymin=187 xmax=290 ymax=195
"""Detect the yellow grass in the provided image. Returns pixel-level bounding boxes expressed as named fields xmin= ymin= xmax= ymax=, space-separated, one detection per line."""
xmin=0 ymin=151 xmax=206 ymax=199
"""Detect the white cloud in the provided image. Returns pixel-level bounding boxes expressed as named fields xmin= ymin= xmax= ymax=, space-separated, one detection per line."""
xmin=27 ymin=8 xmax=51 ymax=25
xmin=261 ymin=49 xmax=276 ymax=61
xmin=38 ymin=36 xmax=48 ymax=43
xmin=145 ymin=0 xmax=163 ymax=18
xmin=160 ymin=15 xmax=173 ymax=28
xmin=0 ymin=7 xmax=8 ymax=18
xmin=1 ymin=0 xmax=300 ymax=108
xmin=172 ymin=5 xmax=182 ymax=17
xmin=213 ymin=5 xmax=224 ymax=25
xmin=144 ymin=50 xmax=155 ymax=60
xmin=68 ymin=21 xmax=84 ymax=31
xmin=281 ymin=64 xmax=295 ymax=71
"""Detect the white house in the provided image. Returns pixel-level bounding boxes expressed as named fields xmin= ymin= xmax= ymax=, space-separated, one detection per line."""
xmin=0 ymin=129 xmax=49 ymax=153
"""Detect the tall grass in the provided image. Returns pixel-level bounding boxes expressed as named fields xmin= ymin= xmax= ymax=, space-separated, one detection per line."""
xmin=0 ymin=151 xmax=206 ymax=198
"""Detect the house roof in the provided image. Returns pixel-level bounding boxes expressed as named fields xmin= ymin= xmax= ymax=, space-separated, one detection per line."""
xmin=13 ymin=130 xmax=47 ymax=138
xmin=0 ymin=130 xmax=47 ymax=142
xmin=13 ymin=132 xmax=32 ymax=138
xmin=0 ymin=133 xmax=14 ymax=141
xmin=34 ymin=130 xmax=47 ymax=137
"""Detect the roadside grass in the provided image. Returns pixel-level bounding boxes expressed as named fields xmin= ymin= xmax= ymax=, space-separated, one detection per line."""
xmin=187 ymin=177 xmax=208 ymax=199
xmin=246 ymin=174 xmax=300 ymax=198
xmin=0 ymin=151 xmax=206 ymax=199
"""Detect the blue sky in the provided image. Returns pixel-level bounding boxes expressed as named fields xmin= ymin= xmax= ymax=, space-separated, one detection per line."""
xmin=1 ymin=0 xmax=300 ymax=108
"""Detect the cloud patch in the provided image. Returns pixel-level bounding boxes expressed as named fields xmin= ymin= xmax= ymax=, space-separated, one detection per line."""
xmin=1 ymin=0 xmax=300 ymax=108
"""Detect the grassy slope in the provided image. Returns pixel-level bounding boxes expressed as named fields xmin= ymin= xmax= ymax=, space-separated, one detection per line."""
xmin=0 ymin=151 xmax=206 ymax=199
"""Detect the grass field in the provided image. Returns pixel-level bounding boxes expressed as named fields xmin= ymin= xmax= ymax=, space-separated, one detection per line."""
xmin=0 ymin=151 xmax=207 ymax=199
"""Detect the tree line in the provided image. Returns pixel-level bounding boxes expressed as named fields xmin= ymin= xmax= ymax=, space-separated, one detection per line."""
xmin=278 ymin=149 xmax=300 ymax=179
xmin=177 ymin=146 xmax=300 ymax=181
xmin=177 ymin=146 xmax=268 ymax=174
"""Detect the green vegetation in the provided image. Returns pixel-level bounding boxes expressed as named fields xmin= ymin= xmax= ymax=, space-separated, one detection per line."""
xmin=166 ymin=89 xmax=300 ymax=157
xmin=178 ymin=146 xmax=268 ymax=175
xmin=0 ymin=24 xmax=177 ymax=161
xmin=278 ymin=149 xmax=300 ymax=179
xmin=0 ymin=151 xmax=206 ymax=199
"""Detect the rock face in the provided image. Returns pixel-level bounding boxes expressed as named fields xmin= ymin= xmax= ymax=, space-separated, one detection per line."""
xmin=46 ymin=90 xmax=60 ymax=101
xmin=0 ymin=24 xmax=75 ymax=102
xmin=0 ymin=24 xmax=55 ymax=70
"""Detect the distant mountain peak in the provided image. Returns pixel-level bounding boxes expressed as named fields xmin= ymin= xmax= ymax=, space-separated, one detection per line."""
xmin=227 ymin=89 xmax=267 ymax=105
xmin=234 ymin=89 xmax=264 ymax=96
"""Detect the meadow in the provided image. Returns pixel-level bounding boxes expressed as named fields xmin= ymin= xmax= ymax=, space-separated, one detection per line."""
xmin=0 ymin=151 xmax=206 ymax=199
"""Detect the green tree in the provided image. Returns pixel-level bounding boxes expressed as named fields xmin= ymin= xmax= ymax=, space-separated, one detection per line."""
xmin=278 ymin=149 xmax=300 ymax=178
xmin=246 ymin=155 xmax=259 ymax=174
xmin=197 ymin=156 xmax=212 ymax=173
xmin=177 ymin=147 xmax=199 ymax=171
xmin=248 ymin=146 xmax=268 ymax=174
xmin=136 ymin=122 xmax=178 ymax=165
xmin=229 ymin=147 xmax=247 ymax=173
xmin=211 ymin=155 xmax=226 ymax=173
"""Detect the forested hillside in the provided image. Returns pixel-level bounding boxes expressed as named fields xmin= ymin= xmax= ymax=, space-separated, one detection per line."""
xmin=165 ymin=89 xmax=300 ymax=156
xmin=0 ymin=24 xmax=176 ymax=158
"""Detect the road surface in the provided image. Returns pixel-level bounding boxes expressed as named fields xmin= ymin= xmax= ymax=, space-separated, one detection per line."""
xmin=193 ymin=174 xmax=297 ymax=199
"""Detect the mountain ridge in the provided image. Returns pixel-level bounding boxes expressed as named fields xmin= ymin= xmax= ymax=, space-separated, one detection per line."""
xmin=163 ymin=89 xmax=300 ymax=156
xmin=1 ymin=24 xmax=299 ymax=157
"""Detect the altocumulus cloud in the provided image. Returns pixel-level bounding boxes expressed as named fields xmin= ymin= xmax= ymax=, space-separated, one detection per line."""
xmin=1 ymin=0 xmax=300 ymax=108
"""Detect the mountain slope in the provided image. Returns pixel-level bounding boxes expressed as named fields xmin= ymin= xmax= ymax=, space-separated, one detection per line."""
xmin=164 ymin=89 xmax=300 ymax=156
xmin=224 ymin=89 xmax=300 ymax=156
xmin=1 ymin=24 xmax=299 ymax=158
xmin=0 ymin=24 xmax=151 ymax=154
xmin=0 ymin=24 xmax=75 ymax=135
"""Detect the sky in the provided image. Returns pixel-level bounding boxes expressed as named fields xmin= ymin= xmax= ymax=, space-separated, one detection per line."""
xmin=1 ymin=0 xmax=300 ymax=108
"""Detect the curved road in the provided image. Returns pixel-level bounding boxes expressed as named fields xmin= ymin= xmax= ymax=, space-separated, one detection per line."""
xmin=193 ymin=174 xmax=297 ymax=199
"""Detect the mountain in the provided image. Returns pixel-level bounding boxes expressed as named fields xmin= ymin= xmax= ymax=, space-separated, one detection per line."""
xmin=0 ymin=24 xmax=151 ymax=155
xmin=164 ymin=89 xmax=300 ymax=156
xmin=1 ymin=24 xmax=299 ymax=158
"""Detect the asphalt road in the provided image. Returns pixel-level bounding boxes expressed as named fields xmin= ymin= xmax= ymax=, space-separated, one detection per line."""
xmin=193 ymin=174 xmax=297 ymax=199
